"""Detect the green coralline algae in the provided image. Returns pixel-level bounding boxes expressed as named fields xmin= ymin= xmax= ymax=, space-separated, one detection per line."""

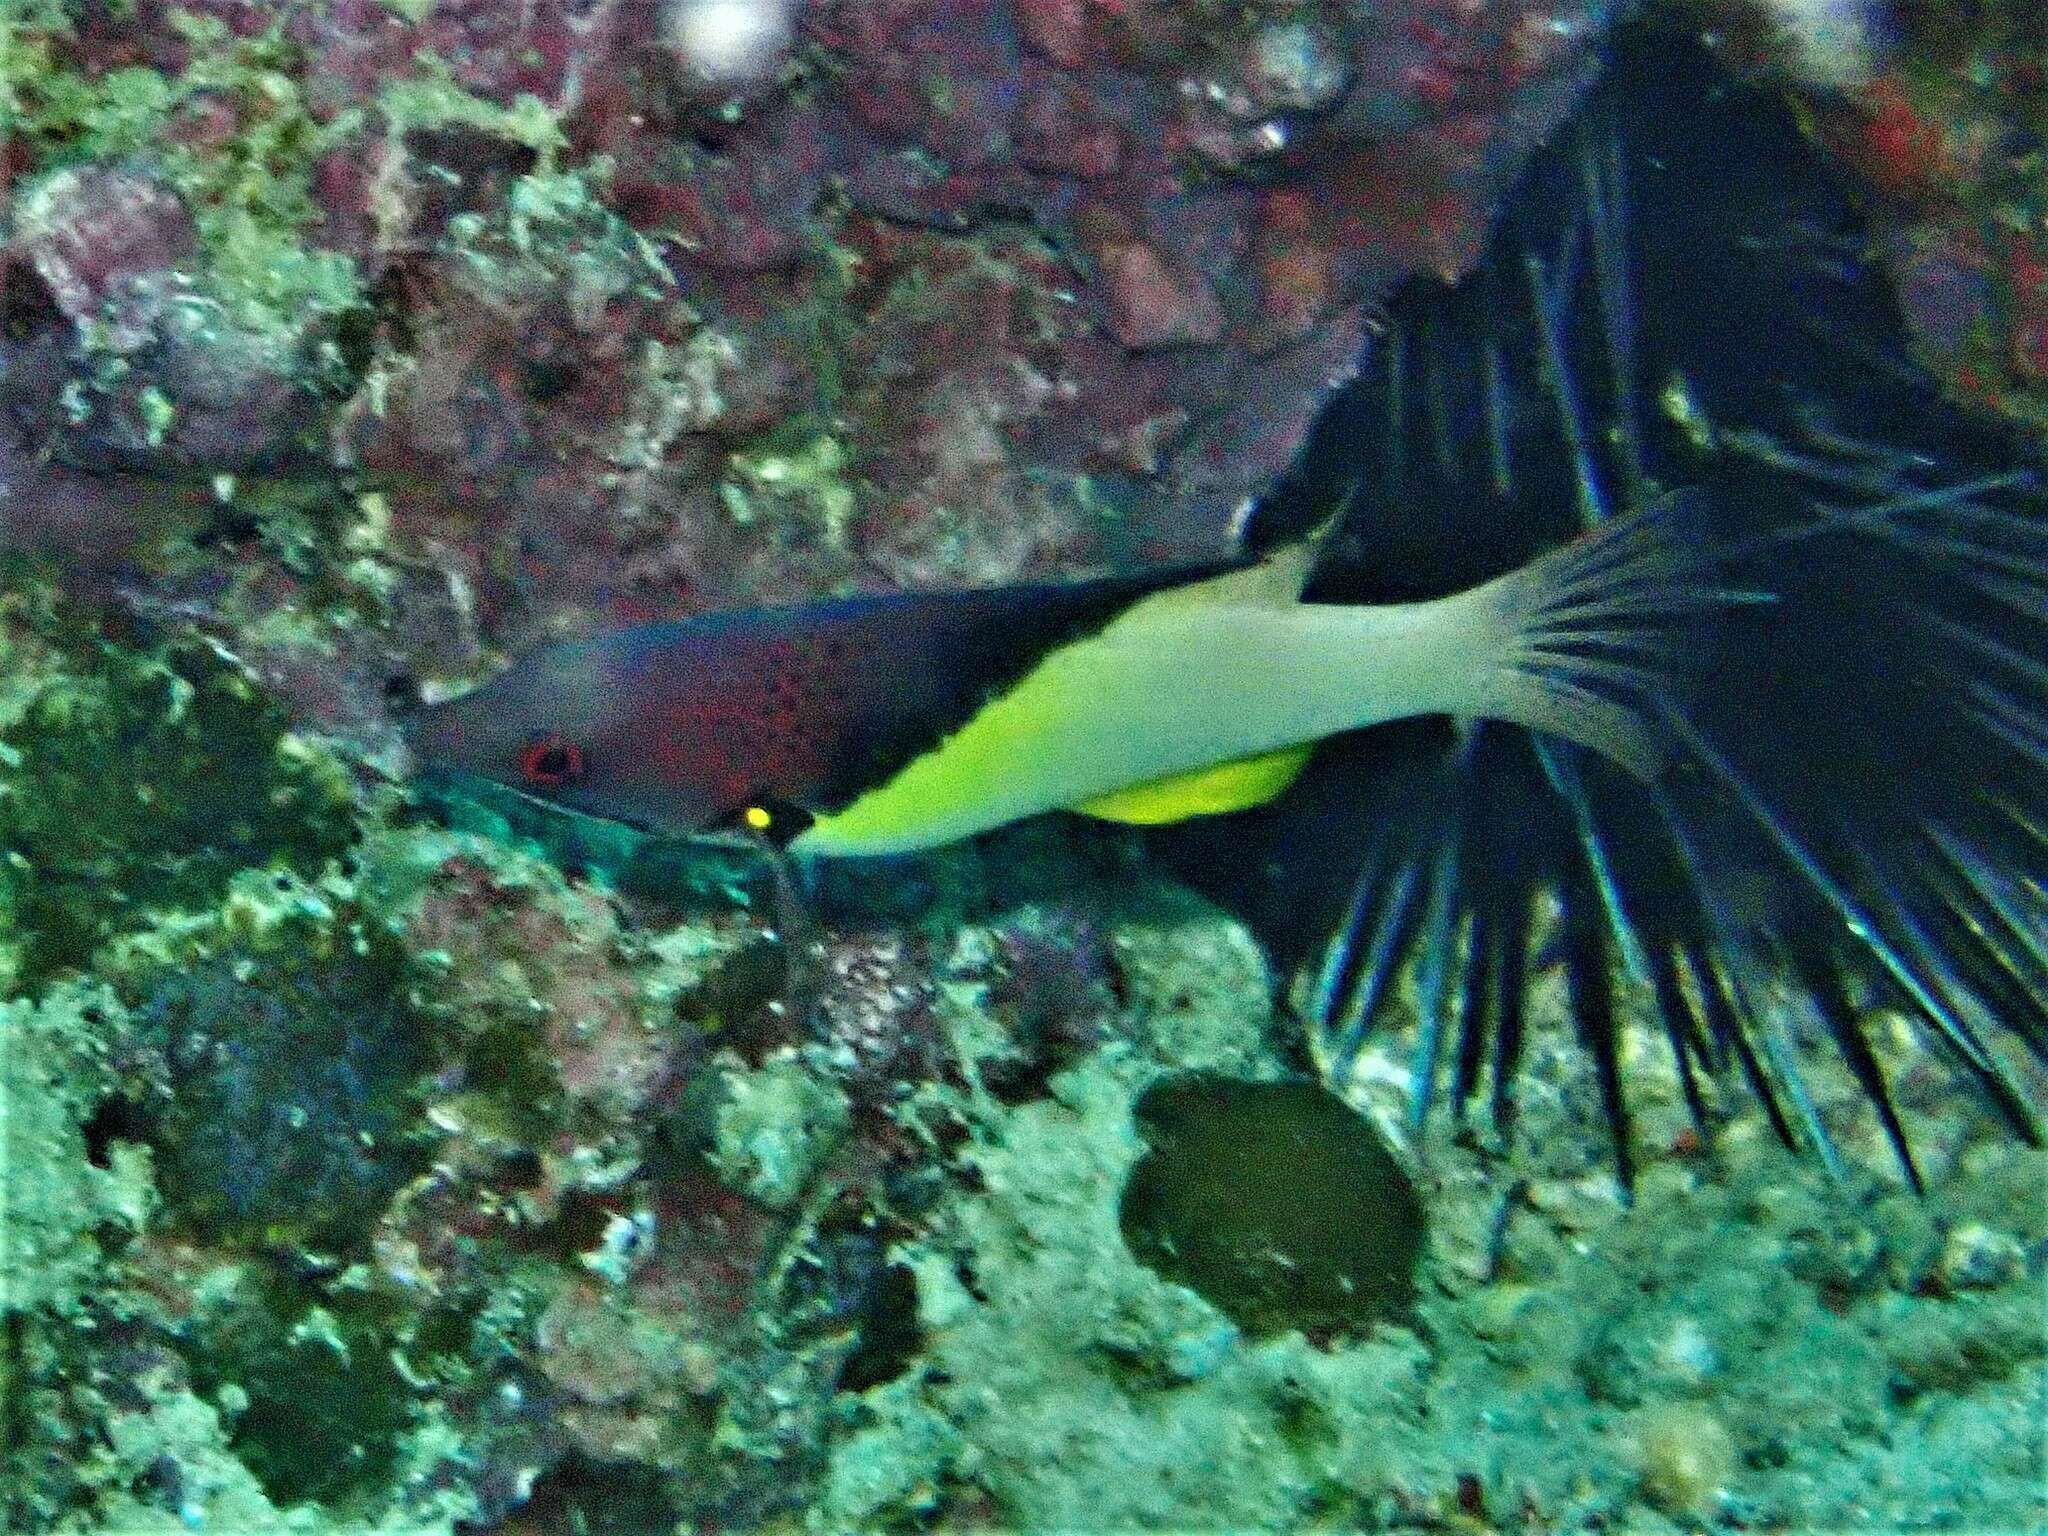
xmin=0 ymin=590 xmax=358 ymax=993
xmin=812 ymin=897 xmax=1439 ymax=1531
xmin=708 ymin=1052 xmax=852 ymax=1212
xmin=1 ymin=982 xmax=305 ymax=1534
xmin=1 ymin=984 xmax=155 ymax=1316
xmin=815 ymin=951 xmax=2048 ymax=1532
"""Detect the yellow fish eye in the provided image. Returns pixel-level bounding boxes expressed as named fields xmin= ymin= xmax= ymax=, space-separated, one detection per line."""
xmin=742 ymin=805 xmax=774 ymax=832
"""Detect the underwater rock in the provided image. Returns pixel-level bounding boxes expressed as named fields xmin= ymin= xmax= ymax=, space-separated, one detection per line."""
xmin=1101 ymin=241 xmax=1227 ymax=352
xmin=706 ymin=1050 xmax=851 ymax=1209
xmin=3 ymin=6 xmax=2044 ymax=1533
xmin=6 ymin=164 xmax=198 ymax=332
xmin=801 ymin=929 xmax=950 ymax=1102
xmin=174 ymin=1286 xmax=419 ymax=1508
xmin=975 ymin=901 xmax=1115 ymax=1093
xmin=0 ymin=614 xmax=359 ymax=993
xmin=803 ymin=869 xmax=2047 ymax=1532
xmin=0 ymin=428 xmax=149 ymax=586
xmin=1631 ymin=1400 xmax=1738 ymax=1517
xmin=4 ymin=680 xmax=2044 ymax=1534
xmin=2 ymin=163 xmax=314 ymax=471
xmin=139 ymin=947 xmax=434 ymax=1250
xmin=811 ymin=886 xmax=1438 ymax=1532
xmin=39 ymin=0 xmax=2027 ymax=698
xmin=1695 ymin=0 xmax=2048 ymax=432
xmin=1935 ymin=1221 xmax=2028 ymax=1291
xmin=403 ymin=847 xmax=690 ymax=1128
xmin=0 ymin=46 xmax=355 ymax=472
xmin=3 ymin=0 xmax=1629 ymax=702
xmin=293 ymin=0 xmax=631 ymax=121
xmin=0 ymin=985 xmax=155 ymax=1316
xmin=1119 ymin=1077 xmax=1425 ymax=1338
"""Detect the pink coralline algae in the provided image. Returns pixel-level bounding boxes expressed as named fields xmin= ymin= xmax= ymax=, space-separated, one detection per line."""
xmin=293 ymin=0 xmax=636 ymax=122
xmin=1820 ymin=59 xmax=2048 ymax=424
xmin=3 ymin=0 xmax=1624 ymax=706
xmin=2 ymin=165 xmax=314 ymax=472
xmin=8 ymin=166 xmax=198 ymax=328
xmin=793 ymin=0 xmax=1612 ymax=563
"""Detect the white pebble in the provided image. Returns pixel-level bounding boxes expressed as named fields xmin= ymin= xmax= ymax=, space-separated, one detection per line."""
xmin=664 ymin=0 xmax=796 ymax=87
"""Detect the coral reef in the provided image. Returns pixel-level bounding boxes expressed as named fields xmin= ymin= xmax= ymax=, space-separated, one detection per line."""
xmin=1690 ymin=0 xmax=2048 ymax=434
xmin=2 ymin=583 xmax=2041 ymax=1529
xmin=805 ymin=894 xmax=2047 ymax=1532
xmin=2 ymin=0 xmax=1623 ymax=736
xmin=2 ymin=1 xmax=2044 ymax=1533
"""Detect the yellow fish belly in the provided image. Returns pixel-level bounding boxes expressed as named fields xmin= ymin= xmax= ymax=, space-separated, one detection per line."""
xmin=1069 ymin=744 xmax=1315 ymax=824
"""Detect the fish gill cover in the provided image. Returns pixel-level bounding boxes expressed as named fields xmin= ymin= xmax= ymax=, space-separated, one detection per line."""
xmin=0 ymin=2 xmax=2043 ymax=1534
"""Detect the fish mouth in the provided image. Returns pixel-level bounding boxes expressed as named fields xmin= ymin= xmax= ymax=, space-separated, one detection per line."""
xmin=407 ymin=757 xmax=763 ymax=852
xmin=672 ymin=826 xmax=764 ymax=851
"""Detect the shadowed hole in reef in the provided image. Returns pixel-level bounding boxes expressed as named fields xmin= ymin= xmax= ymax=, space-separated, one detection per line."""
xmin=79 ymin=1094 xmax=153 ymax=1171
xmin=498 ymin=1454 xmax=678 ymax=1536
xmin=1119 ymin=1079 xmax=1425 ymax=1338
xmin=1 ymin=260 xmax=63 ymax=342
xmin=178 ymin=1292 xmax=413 ymax=1508
xmin=836 ymin=1262 xmax=924 ymax=1392
xmin=140 ymin=945 xmax=434 ymax=1252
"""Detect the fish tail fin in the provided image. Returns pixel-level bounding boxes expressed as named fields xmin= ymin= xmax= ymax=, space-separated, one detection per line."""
xmin=1461 ymin=489 xmax=1749 ymax=780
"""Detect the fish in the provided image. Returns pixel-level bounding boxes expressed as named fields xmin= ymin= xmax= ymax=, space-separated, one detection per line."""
xmin=404 ymin=491 xmax=1729 ymax=862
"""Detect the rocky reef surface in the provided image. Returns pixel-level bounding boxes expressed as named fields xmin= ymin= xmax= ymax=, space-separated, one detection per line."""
xmin=1 ymin=587 xmax=2043 ymax=1532
xmin=1 ymin=0 xmax=1625 ymax=738
xmin=1 ymin=0 xmax=2040 ymax=722
xmin=2 ymin=0 xmax=2045 ymax=1532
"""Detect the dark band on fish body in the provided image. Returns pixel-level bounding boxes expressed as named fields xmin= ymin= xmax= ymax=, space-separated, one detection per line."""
xmin=659 ymin=560 xmax=1252 ymax=821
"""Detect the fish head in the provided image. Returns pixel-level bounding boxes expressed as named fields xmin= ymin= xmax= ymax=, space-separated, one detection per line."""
xmin=402 ymin=633 xmax=732 ymax=836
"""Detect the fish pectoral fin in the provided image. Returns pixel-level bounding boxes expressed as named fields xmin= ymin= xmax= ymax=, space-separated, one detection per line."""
xmin=1069 ymin=744 xmax=1315 ymax=825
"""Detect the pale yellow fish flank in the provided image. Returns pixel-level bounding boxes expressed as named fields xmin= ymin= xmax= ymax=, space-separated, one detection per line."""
xmin=791 ymin=586 xmax=1495 ymax=857
xmin=788 ymin=492 xmax=1708 ymax=858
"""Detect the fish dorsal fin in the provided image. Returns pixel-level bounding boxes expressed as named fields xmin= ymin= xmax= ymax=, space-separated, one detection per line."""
xmin=1142 ymin=493 xmax=1349 ymax=612
xmin=1135 ymin=543 xmax=1307 ymax=612
xmin=1070 ymin=742 xmax=1314 ymax=824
